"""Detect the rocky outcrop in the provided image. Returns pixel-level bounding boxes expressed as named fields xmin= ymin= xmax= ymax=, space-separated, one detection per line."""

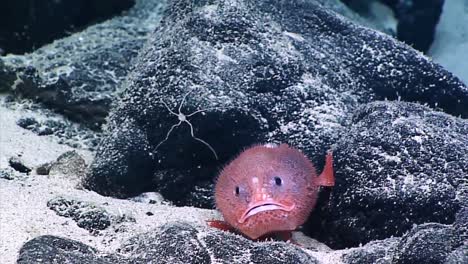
xmin=307 ymin=101 xmax=468 ymax=247
xmin=0 ymin=0 xmax=166 ymax=128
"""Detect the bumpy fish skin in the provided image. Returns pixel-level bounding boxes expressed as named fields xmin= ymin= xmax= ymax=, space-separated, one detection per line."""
xmin=214 ymin=143 xmax=334 ymax=239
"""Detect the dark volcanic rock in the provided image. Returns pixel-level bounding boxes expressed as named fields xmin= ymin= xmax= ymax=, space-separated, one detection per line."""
xmin=341 ymin=237 xmax=399 ymax=264
xmin=17 ymin=235 xmax=121 ymax=264
xmin=17 ymin=222 xmax=318 ymax=264
xmin=48 ymin=151 xmax=87 ymax=179
xmin=307 ymin=101 xmax=468 ymax=248
xmin=0 ymin=0 xmax=166 ymax=128
xmin=36 ymin=162 xmax=52 ymax=175
xmin=120 ymin=223 xmax=212 ymax=263
xmin=341 ymin=222 xmax=467 ymax=264
xmin=201 ymin=228 xmax=316 ymax=264
xmin=0 ymin=0 xmax=135 ymax=55
xmin=391 ymin=223 xmax=464 ymax=264
xmin=8 ymin=156 xmax=32 ymax=174
xmin=47 ymin=196 xmax=111 ymax=232
xmin=84 ymin=0 xmax=468 ymax=204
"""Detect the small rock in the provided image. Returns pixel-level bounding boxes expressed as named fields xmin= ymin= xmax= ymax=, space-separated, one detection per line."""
xmin=8 ymin=156 xmax=32 ymax=174
xmin=49 ymin=151 xmax=87 ymax=179
xmin=47 ymin=196 xmax=111 ymax=232
xmin=76 ymin=210 xmax=112 ymax=232
xmin=129 ymin=192 xmax=167 ymax=205
xmin=16 ymin=117 xmax=39 ymax=129
xmin=0 ymin=169 xmax=15 ymax=180
xmin=35 ymin=162 xmax=52 ymax=175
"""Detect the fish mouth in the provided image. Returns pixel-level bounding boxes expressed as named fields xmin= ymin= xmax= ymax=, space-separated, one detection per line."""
xmin=239 ymin=201 xmax=295 ymax=224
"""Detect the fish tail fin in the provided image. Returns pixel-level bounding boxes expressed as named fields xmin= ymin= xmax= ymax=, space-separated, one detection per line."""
xmin=315 ymin=151 xmax=335 ymax=187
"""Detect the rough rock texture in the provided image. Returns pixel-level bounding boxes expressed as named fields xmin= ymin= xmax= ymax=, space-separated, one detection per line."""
xmin=445 ymin=244 xmax=468 ymax=264
xmin=341 ymin=237 xmax=399 ymax=264
xmin=454 ymin=206 xmax=468 ymax=234
xmin=17 ymin=235 xmax=120 ymax=264
xmin=84 ymin=0 xmax=468 ymax=209
xmin=48 ymin=151 xmax=87 ymax=179
xmin=0 ymin=0 xmax=135 ymax=54
xmin=8 ymin=156 xmax=32 ymax=174
xmin=342 ymin=222 xmax=467 ymax=264
xmin=47 ymin=196 xmax=112 ymax=232
xmin=391 ymin=223 xmax=464 ymax=264
xmin=17 ymin=222 xmax=466 ymax=263
xmin=0 ymin=0 xmax=166 ymax=128
xmin=34 ymin=146 xmax=89 ymax=177
xmin=17 ymin=222 xmax=318 ymax=264
xmin=307 ymin=101 xmax=468 ymax=248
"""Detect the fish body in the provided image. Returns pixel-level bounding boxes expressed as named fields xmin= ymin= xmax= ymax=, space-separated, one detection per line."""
xmin=213 ymin=143 xmax=334 ymax=239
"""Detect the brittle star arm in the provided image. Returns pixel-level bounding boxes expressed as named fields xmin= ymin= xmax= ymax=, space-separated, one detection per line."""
xmin=185 ymin=119 xmax=219 ymax=160
xmin=154 ymin=120 xmax=183 ymax=150
xmin=160 ymin=99 xmax=178 ymax=116
xmin=186 ymin=107 xmax=222 ymax=117
xmin=179 ymin=89 xmax=193 ymax=113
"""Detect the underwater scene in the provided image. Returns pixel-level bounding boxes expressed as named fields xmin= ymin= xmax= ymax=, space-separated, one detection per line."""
xmin=0 ymin=0 xmax=467 ymax=263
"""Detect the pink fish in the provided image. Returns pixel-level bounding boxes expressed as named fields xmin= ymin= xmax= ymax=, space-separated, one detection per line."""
xmin=209 ymin=143 xmax=335 ymax=241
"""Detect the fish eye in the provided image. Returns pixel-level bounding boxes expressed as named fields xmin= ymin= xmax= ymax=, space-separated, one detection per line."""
xmin=274 ymin=176 xmax=282 ymax=186
xmin=235 ymin=186 xmax=240 ymax=196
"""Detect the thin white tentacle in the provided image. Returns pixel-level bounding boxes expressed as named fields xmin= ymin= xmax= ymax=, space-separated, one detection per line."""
xmin=160 ymin=99 xmax=178 ymax=116
xmin=186 ymin=119 xmax=219 ymax=160
xmin=155 ymin=120 xmax=182 ymax=150
xmin=186 ymin=107 xmax=220 ymax=117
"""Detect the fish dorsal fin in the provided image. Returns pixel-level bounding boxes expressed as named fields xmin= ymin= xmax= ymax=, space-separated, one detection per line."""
xmin=315 ymin=152 xmax=335 ymax=187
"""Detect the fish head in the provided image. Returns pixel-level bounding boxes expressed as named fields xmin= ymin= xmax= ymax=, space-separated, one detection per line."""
xmin=215 ymin=143 xmax=319 ymax=239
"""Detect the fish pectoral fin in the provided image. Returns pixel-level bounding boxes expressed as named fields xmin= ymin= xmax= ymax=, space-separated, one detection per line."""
xmin=315 ymin=151 xmax=335 ymax=187
xmin=206 ymin=220 xmax=236 ymax=232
